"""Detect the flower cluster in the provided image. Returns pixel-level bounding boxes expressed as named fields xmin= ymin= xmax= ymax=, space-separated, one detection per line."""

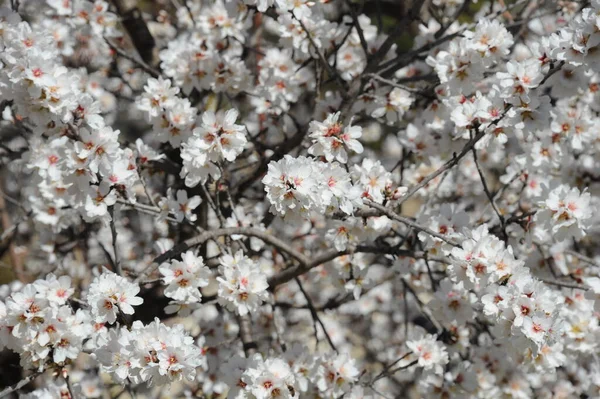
xmin=223 ymin=350 xmax=360 ymax=398
xmin=2 ymin=0 xmax=600 ymax=397
xmin=0 ymin=5 xmax=140 ymax=229
xmin=160 ymin=188 xmax=202 ymax=223
xmin=406 ymin=333 xmax=450 ymax=376
xmin=137 ymin=77 xmax=197 ymax=147
xmin=263 ymin=155 xmax=397 ymax=221
xmin=217 ymin=251 xmax=269 ymax=316
xmin=159 ymin=250 xmax=211 ymax=313
xmin=180 ymin=108 xmax=247 ymax=187
xmin=308 ymin=112 xmax=363 ymax=163
xmin=534 ymin=184 xmax=593 ymax=241
xmin=449 ymin=225 xmax=563 ymax=357
xmin=87 ymin=271 xmax=143 ymax=324
xmin=95 ymin=318 xmax=206 ymax=386
xmin=0 ymin=274 xmax=90 ymax=369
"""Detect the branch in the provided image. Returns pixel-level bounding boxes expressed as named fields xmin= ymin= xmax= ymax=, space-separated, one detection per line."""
xmin=292 ymin=12 xmax=347 ymax=92
xmin=238 ymin=314 xmax=258 ymax=356
xmin=470 ymin=133 xmax=507 ymax=240
xmin=563 ymin=249 xmax=600 ymax=268
xmin=108 ymin=206 xmax=123 ymax=275
xmin=369 ymin=0 xmax=425 ymax=69
xmin=105 ymin=38 xmax=160 ymax=78
xmin=363 ymin=200 xmax=460 ymax=247
xmin=365 ymin=73 xmax=435 ymax=98
xmin=135 ymin=226 xmax=311 ymax=282
xmin=371 ymin=353 xmax=415 ymax=383
xmin=346 ymin=1 xmax=369 ymax=57
xmin=0 ymin=371 xmax=42 ymax=398
xmin=396 ymin=129 xmax=487 ymax=207
xmin=540 ymin=278 xmax=587 ymax=291
xmin=295 ymin=277 xmax=338 ymax=352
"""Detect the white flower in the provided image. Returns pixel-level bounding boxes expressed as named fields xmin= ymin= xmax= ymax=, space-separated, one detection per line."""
xmin=244 ymin=355 xmax=297 ymax=399
xmin=429 ymin=279 xmax=475 ymax=325
xmin=83 ymin=181 xmax=117 ymax=222
xmin=316 ymin=353 xmax=360 ymax=397
xmin=95 ymin=318 xmax=205 ymax=386
xmin=406 ymin=334 xmax=449 ymax=375
xmin=308 ymin=112 xmax=364 ymax=163
xmin=262 ymin=155 xmax=321 ymax=220
xmin=136 ymin=76 xmax=180 ymax=121
xmin=33 ymin=273 xmax=73 ymax=306
xmin=371 ymin=88 xmax=414 ymax=123
xmin=135 ymin=138 xmax=165 ymax=165
xmin=496 ymin=59 xmax=543 ymax=102
xmin=87 ymin=272 xmax=143 ymax=324
xmin=535 ymin=184 xmax=593 ymax=241
xmin=217 ymin=251 xmax=269 ymax=315
xmin=180 ymin=138 xmax=222 ymax=187
xmin=465 ymin=19 xmax=514 ymax=59
xmin=165 ymin=188 xmax=202 ymax=223
xmin=193 ymin=108 xmax=247 ymax=163
xmin=159 ymin=251 xmax=211 ymax=303
xmin=0 ymin=274 xmax=91 ymax=369
xmin=351 ymin=158 xmax=392 ymax=204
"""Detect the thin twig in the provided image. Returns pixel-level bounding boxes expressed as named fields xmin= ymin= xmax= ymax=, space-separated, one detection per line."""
xmin=470 ymin=131 xmax=507 ymax=240
xmin=540 ymin=278 xmax=587 ymax=291
xmin=0 ymin=371 xmax=42 ymax=398
xmin=108 ymin=206 xmax=122 ymax=275
xmin=295 ymin=277 xmax=338 ymax=352
xmin=371 ymin=352 xmax=414 ymax=383
xmin=364 ymin=200 xmax=459 ymax=247
xmin=292 ymin=12 xmax=347 ymax=92
xmin=104 ymin=38 xmax=160 ymax=78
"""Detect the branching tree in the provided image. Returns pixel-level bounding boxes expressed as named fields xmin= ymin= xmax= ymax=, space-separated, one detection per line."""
xmin=0 ymin=0 xmax=599 ymax=398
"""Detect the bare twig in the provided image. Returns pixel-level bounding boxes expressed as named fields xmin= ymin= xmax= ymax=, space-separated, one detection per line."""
xmin=396 ymin=129 xmax=487 ymax=207
xmin=470 ymin=132 xmax=507 ymax=240
xmin=108 ymin=206 xmax=122 ymax=275
xmin=371 ymin=352 xmax=414 ymax=383
xmin=540 ymin=278 xmax=587 ymax=291
xmin=364 ymin=200 xmax=459 ymax=247
xmin=238 ymin=314 xmax=258 ymax=356
xmin=0 ymin=371 xmax=42 ymax=398
xmin=104 ymin=38 xmax=160 ymax=78
xmin=295 ymin=277 xmax=338 ymax=352
xmin=292 ymin=12 xmax=347 ymax=92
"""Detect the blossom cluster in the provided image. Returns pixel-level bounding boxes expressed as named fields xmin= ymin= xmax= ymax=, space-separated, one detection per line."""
xmin=217 ymin=250 xmax=269 ymax=316
xmin=223 ymin=350 xmax=361 ymax=398
xmin=0 ymin=274 xmax=90 ymax=369
xmin=87 ymin=271 xmax=144 ymax=324
xmin=2 ymin=0 xmax=600 ymax=398
xmin=95 ymin=318 xmax=206 ymax=386
xmin=263 ymin=154 xmax=397 ymax=221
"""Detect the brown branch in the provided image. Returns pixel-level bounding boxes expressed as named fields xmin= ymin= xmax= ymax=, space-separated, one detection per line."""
xmin=539 ymin=278 xmax=587 ymax=291
xmin=396 ymin=129 xmax=487 ymax=207
xmin=0 ymin=181 xmax=25 ymax=281
xmin=292 ymin=12 xmax=347 ymax=92
xmin=135 ymin=227 xmax=311 ymax=282
xmin=0 ymin=371 xmax=42 ymax=398
xmin=108 ymin=206 xmax=123 ymax=275
xmin=470 ymin=133 xmax=507 ymax=240
xmin=364 ymin=200 xmax=460 ymax=247
xmin=371 ymin=352 xmax=414 ymax=383
xmin=105 ymin=38 xmax=160 ymax=78
xmin=295 ymin=277 xmax=338 ymax=352
xmin=238 ymin=314 xmax=258 ymax=356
